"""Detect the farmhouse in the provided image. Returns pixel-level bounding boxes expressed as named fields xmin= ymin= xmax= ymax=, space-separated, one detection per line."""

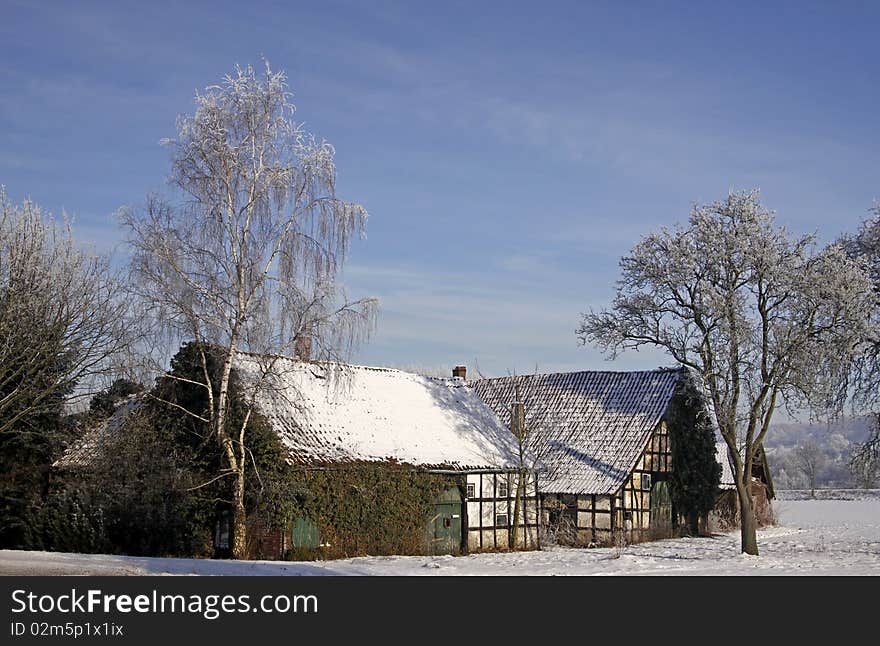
xmin=234 ymin=354 xmax=540 ymax=557
xmin=471 ymin=367 xmax=718 ymax=546
xmin=56 ymin=356 xmax=540 ymax=559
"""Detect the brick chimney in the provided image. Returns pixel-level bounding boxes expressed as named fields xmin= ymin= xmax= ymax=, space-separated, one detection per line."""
xmin=294 ymin=335 xmax=312 ymax=362
xmin=511 ymin=401 xmax=525 ymax=439
xmin=452 ymin=365 xmax=467 ymax=380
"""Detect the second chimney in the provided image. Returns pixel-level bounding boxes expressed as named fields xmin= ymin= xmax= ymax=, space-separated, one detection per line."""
xmin=452 ymin=365 xmax=467 ymax=380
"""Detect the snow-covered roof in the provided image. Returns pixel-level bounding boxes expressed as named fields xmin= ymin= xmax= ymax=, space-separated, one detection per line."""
xmin=235 ymin=354 xmax=521 ymax=471
xmin=716 ymin=440 xmax=736 ymax=490
xmin=53 ymin=395 xmax=142 ymax=469
xmin=714 ymin=434 xmax=774 ymax=496
xmin=472 ymin=368 xmax=687 ymax=495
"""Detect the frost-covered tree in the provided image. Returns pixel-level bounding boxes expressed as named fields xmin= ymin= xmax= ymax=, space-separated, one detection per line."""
xmin=840 ymin=205 xmax=880 ymax=402
xmin=578 ymin=190 xmax=875 ymax=555
xmin=839 ymin=206 xmax=880 ymax=475
xmin=794 ymin=441 xmax=823 ymax=498
xmin=0 ymin=189 xmax=129 ymax=434
xmin=0 ymin=189 xmax=129 ymax=548
xmin=121 ymin=62 xmax=377 ymax=559
xmin=850 ymin=414 xmax=880 ymax=489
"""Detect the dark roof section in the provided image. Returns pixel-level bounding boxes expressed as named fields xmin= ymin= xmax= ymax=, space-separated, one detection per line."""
xmin=53 ymin=395 xmax=143 ymax=470
xmin=471 ymin=368 xmax=686 ymax=495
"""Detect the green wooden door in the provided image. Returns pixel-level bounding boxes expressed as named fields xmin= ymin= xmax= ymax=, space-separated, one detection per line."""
xmin=650 ymin=480 xmax=673 ymax=530
xmin=428 ymin=487 xmax=463 ymax=555
xmin=291 ymin=517 xmax=320 ymax=550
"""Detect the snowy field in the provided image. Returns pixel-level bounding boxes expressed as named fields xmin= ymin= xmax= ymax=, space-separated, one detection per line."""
xmin=2 ymin=498 xmax=878 ymax=576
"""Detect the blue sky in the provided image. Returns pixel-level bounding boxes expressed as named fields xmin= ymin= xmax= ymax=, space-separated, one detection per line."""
xmin=2 ymin=0 xmax=879 ymax=377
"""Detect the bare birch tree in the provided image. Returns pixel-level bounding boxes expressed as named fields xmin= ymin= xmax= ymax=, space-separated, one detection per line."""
xmin=121 ymin=62 xmax=377 ymax=559
xmin=0 ymin=188 xmax=129 ymax=434
xmin=577 ymin=190 xmax=875 ymax=555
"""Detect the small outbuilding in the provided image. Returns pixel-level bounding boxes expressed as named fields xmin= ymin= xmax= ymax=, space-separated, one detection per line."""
xmin=711 ymin=438 xmax=775 ymax=530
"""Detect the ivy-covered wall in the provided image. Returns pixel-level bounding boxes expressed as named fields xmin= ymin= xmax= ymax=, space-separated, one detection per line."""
xmin=285 ymin=463 xmax=453 ymax=559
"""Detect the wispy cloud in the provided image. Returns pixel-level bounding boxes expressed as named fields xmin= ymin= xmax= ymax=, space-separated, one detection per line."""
xmin=3 ymin=1 xmax=877 ymax=384
xmin=342 ymin=262 xmax=669 ymax=376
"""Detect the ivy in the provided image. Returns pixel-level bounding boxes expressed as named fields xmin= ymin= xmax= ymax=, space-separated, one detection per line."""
xmin=665 ymin=373 xmax=722 ymax=534
xmin=287 ymin=463 xmax=451 ymax=559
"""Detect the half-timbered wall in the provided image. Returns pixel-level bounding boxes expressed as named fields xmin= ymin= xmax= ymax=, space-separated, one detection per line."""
xmin=541 ymin=421 xmax=673 ymax=546
xmin=541 ymin=492 xmax=614 ymax=546
xmin=613 ymin=420 xmax=673 ymax=543
xmin=465 ymin=471 xmax=540 ymax=552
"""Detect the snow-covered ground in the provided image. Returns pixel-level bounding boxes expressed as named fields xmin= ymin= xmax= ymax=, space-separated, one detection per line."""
xmin=2 ymin=498 xmax=878 ymax=576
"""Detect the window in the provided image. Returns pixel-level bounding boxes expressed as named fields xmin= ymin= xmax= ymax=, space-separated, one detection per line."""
xmin=642 ymin=473 xmax=652 ymax=490
xmin=498 ymin=482 xmax=509 ymax=498
xmin=495 ymin=514 xmax=509 ymax=527
xmin=466 ymin=483 xmax=476 ymax=498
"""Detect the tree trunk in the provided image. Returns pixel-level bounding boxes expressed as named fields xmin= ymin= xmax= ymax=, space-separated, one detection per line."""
xmin=231 ymin=465 xmax=248 ymax=559
xmin=737 ymin=484 xmax=759 ymax=555
xmin=688 ymin=513 xmax=699 ymax=536
xmin=510 ymin=472 xmax=524 ymax=549
xmin=216 ymin=346 xmax=248 ymax=559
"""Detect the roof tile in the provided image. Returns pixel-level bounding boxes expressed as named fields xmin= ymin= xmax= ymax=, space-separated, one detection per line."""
xmin=471 ymin=368 xmax=684 ymax=494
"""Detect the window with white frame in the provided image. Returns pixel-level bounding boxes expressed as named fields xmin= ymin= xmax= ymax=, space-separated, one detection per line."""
xmin=495 ymin=513 xmax=509 ymax=527
xmin=466 ymin=483 xmax=476 ymax=498
xmin=498 ymin=481 xmax=509 ymax=498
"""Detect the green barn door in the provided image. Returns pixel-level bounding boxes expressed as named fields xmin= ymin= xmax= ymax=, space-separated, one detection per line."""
xmin=428 ymin=487 xmax=463 ymax=555
xmin=291 ymin=517 xmax=320 ymax=550
xmin=650 ymin=480 xmax=673 ymax=531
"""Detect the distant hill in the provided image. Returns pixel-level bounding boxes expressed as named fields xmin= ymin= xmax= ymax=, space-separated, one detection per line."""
xmin=764 ymin=416 xmax=873 ymax=449
xmin=763 ymin=416 xmax=875 ymax=490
